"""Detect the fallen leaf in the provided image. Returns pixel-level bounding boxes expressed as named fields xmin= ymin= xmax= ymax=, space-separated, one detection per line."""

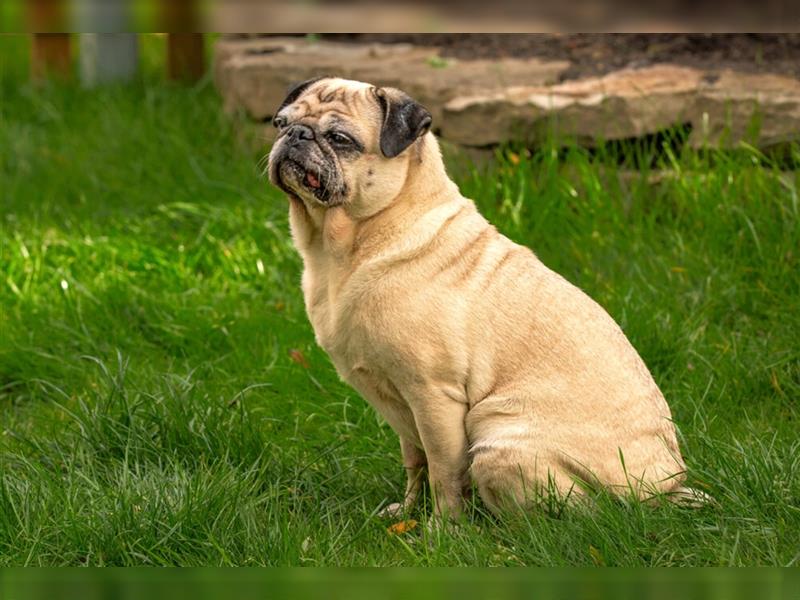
xmin=387 ymin=519 xmax=418 ymax=535
xmin=589 ymin=545 xmax=606 ymax=566
xmin=770 ymin=370 xmax=785 ymax=397
xmin=289 ymin=349 xmax=310 ymax=368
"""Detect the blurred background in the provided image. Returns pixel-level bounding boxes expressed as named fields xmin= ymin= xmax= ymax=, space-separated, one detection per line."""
xmin=10 ymin=29 xmax=800 ymax=155
xmin=3 ymin=0 xmax=800 ymax=32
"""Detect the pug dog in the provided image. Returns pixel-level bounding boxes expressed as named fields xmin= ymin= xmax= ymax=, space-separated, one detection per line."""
xmin=268 ymin=77 xmax=704 ymax=519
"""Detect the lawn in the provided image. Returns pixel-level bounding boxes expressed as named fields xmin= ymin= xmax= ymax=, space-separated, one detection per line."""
xmin=1 ymin=35 xmax=799 ymax=566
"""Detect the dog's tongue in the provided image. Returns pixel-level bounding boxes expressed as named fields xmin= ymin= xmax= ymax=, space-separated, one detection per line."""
xmin=305 ymin=171 xmax=321 ymax=189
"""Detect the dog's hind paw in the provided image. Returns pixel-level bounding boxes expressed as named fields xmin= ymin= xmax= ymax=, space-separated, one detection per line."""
xmin=668 ymin=486 xmax=715 ymax=507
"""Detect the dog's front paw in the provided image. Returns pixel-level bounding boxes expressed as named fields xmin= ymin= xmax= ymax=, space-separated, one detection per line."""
xmin=377 ymin=502 xmax=406 ymax=519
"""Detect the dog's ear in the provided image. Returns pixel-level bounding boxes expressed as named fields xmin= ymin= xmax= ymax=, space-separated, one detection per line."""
xmin=375 ymin=87 xmax=432 ymax=158
xmin=274 ymin=76 xmax=327 ymax=121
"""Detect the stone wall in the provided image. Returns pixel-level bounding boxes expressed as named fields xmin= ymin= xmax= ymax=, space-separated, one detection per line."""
xmin=215 ymin=36 xmax=800 ymax=150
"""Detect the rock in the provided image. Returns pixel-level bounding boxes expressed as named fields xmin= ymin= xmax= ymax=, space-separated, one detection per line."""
xmin=442 ymin=65 xmax=704 ymax=146
xmin=689 ymin=70 xmax=800 ymax=148
xmin=214 ymin=36 xmax=570 ymax=125
xmin=442 ymin=65 xmax=800 ymax=148
xmin=215 ymin=37 xmax=800 ymax=151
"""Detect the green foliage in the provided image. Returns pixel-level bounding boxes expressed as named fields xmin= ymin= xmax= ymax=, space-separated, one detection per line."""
xmin=1 ymin=35 xmax=799 ymax=566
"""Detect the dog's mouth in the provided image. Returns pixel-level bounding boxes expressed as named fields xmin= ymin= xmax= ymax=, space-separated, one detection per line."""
xmin=277 ymin=159 xmax=335 ymax=203
xmin=304 ymin=170 xmax=321 ymax=190
xmin=286 ymin=160 xmax=321 ymax=191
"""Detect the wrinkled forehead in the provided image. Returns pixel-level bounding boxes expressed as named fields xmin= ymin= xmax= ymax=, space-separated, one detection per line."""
xmin=277 ymin=78 xmax=381 ymax=133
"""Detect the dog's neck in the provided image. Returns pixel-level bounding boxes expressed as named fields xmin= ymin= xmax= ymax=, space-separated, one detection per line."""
xmin=349 ymin=136 xmax=459 ymax=257
xmin=391 ymin=134 xmax=457 ymax=209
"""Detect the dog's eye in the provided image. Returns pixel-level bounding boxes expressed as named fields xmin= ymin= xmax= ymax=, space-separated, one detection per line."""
xmin=326 ymin=131 xmax=353 ymax=146
xmin=273 ymin=115 xmax=288 ymax=130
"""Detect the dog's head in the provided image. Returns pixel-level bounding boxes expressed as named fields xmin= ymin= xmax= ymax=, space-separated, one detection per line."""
xmin=267 ymin=77 xmax=432 ymax=216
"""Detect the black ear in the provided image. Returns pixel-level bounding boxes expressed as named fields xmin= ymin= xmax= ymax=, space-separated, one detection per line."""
xmin=274 ymin=76 xmax=327 ymax=119
xmin=375 ymin=87 xmax=433 ymax=158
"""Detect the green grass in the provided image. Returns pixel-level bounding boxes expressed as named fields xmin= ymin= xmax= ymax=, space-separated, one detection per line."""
xmin=1 ymin=35 xmax=799 ymax=566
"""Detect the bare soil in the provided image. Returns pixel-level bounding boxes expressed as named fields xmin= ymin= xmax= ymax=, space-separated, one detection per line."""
xmin=322 ymin=34 xmax=800 ymax=81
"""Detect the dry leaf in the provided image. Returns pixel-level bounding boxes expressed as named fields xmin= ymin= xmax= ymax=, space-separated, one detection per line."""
xmin=288 ymin=349 xmax=310 ymax=368
xmin=770 ymin=370 xmax=784 ymax=397
xmin=387 ymin=519 xmax=418 ymax=535
xmin=589 ymin=545 xmax=606 ymax=566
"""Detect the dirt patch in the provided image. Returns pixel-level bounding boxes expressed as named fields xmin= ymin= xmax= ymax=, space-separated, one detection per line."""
xmin=322 ymin=34 xmax=800 ymax=81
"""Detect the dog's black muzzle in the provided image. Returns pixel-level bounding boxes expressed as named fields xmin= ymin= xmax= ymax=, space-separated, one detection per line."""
xmin=270 ymin=126 xmax=342 ymax=205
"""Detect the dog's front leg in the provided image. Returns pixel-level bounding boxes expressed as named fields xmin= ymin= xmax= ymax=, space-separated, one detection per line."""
xmin=410 ymin=397 xmax=470 ymax=520
xmin=379 ymin=437 xmax=427 ymax=518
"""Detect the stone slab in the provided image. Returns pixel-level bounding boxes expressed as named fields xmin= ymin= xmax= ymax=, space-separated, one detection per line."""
xmin=442 ymin=65 xmax=800 ymax=148
xmin=215 ymin=37 xmax=800 ymax=150
xmin=214 ymin=36 xmax=570 ymax=125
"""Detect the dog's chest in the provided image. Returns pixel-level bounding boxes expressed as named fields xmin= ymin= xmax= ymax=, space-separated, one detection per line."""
xmin=301 ymin=260 xmax=374 ymax=372
xmin=301 ymin=261 xmax=422 ymax=442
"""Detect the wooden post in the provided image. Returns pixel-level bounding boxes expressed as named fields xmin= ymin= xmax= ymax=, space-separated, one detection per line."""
xmin=162 ymin=0 xmax=204 ymax=83
xmin=31 ymin=34 xmax=72 ymax=81
xmin=167 ymin=34 xmax=205 ymax=83
xmin=25 ymin=0 xmax=72 ymax=81
xmin=29 ymin=0 xmax=71 ymax=81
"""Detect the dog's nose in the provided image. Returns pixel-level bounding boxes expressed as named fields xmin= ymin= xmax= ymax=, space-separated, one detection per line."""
xmin=287 ymin=124 xmax=315 ymax=144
